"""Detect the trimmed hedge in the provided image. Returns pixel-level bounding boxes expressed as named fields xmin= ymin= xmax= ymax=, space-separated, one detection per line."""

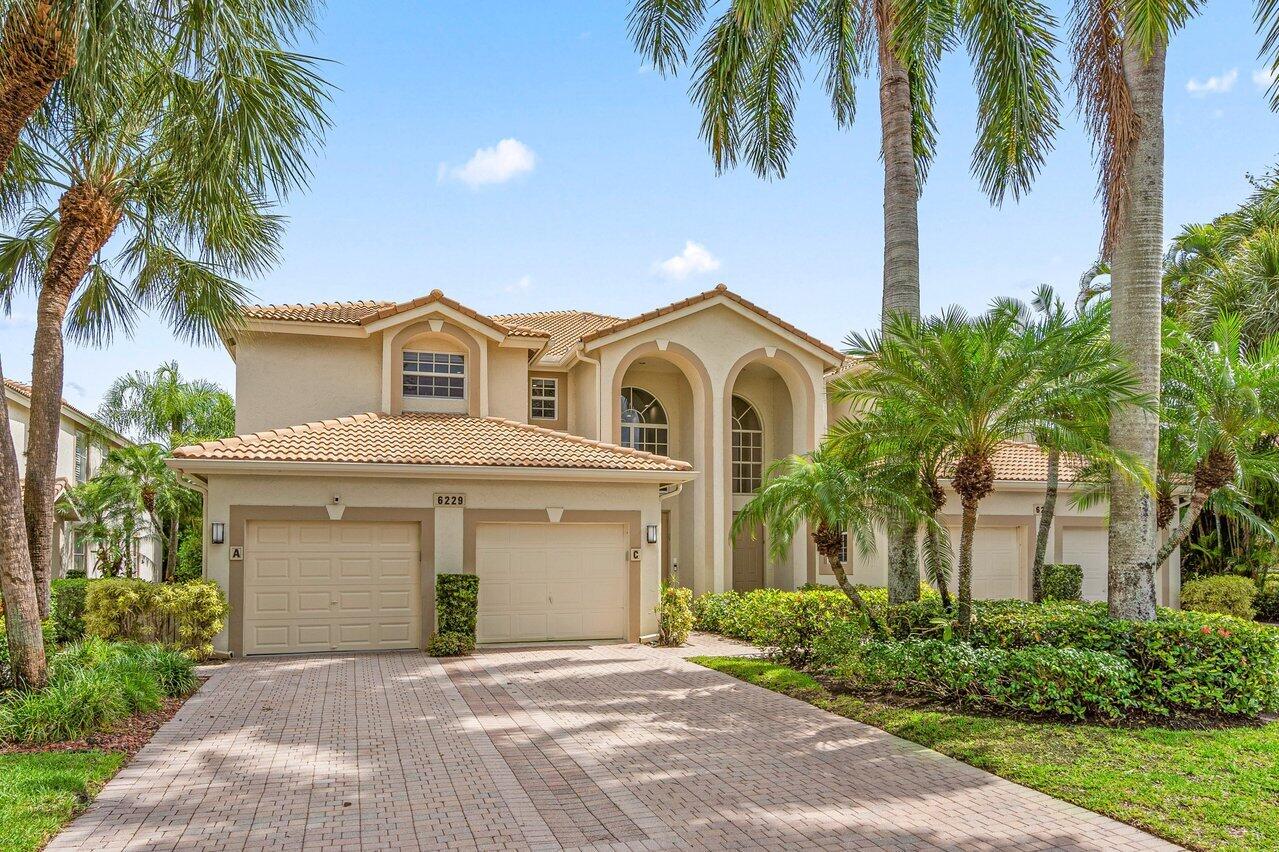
xmin=51 ymin=578 xmax=91 ymax=643
xmin=436 ymin=574 xmax=479 ymax=638
xmin=84 ymin=579 xmax=228 ymax=659
xmin=425 ymin=632 xmax=475 ymax=657
xmin=656 ymin=584 xmax=693 ymax=646
xmin=1041 ymin=564 xmax=1083 ymax=602
xmin=1180 ymin=575 xmax=1257 ymax=620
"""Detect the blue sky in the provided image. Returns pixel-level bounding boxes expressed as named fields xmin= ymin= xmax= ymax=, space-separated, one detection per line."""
xmin=2 ymin=1 xmax=1277 ymax=411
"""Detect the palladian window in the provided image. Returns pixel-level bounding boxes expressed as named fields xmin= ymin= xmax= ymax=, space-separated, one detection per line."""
xmin=620 ymin=387 xmax=668 ymax=456
xmin=731 ymin=396 xmax=763 ymax=494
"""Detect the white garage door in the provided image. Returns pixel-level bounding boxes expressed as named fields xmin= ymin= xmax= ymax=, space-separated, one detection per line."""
xmin=948 ymin=526 xmax=1024 ymax=600
xmin=475 ymin=523 xmax=628 ymax=643
xmin=243 ymin=521 xmax=420 ymax=655
xmin=1061 ymin=526 xmax=1108 ymax=601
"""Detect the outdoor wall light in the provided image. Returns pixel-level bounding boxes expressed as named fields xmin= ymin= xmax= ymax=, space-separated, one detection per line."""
xmin=645 ymin=524 xmax=659 ymax=544
xmin=210 ymin=522 xmax=225 ymax=545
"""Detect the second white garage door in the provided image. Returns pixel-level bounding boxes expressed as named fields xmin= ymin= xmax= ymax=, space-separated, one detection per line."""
xmin=948 ymin=526 xmax=1024 ymax=600
xmin=1061 ymin=526 xmax=1108 ymax=601
xmin=243 ymin=520 xmax=420 ymax=655
xmin=475 ymin=523 xmax=628 ymax=643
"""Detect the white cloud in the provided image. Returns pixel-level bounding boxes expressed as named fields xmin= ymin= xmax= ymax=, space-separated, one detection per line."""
xmin=439 ymin=138 xmax=536 ymax=188
xmin=654 ymin=241 xmax=721 ymax=280
xmin=1186 ymin=68 xmax=1238 ymax=96
xmin=1254 ymin=67 xmax=1278 ymax=90
xmin=504 ymin=275 xmax=532 ymax=294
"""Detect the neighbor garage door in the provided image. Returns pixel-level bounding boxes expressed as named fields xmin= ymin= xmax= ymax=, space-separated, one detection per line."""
xmin=243 ymin=520 xmax=420 ymax=655
xmin=949 ymin=526 xmax=1024 ymax=600
xmin=475 ymin=523 xmax=628 ymax=643
xmin=1061 ymin=526 xmax=1108 ymax=602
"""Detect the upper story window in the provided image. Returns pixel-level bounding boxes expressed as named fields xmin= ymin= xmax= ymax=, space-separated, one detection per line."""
xmin=403 ymin=351 xmax=465 ymax=399
xmin=731 ymin=396 xmax=762 ymax=494
xmin=620 ymin=387 xmax=668 ymax=456
xmin=530 ymin=377 xmax=558 ymax=420
xmin=74 ymin=432 xmax=89 ymax=483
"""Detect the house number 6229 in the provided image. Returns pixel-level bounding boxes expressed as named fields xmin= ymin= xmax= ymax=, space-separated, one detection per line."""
xmin=434 ymin=493 xmax=466 ymax=507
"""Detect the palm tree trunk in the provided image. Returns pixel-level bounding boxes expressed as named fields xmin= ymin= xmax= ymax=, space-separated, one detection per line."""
xmin=22 ymin=181 xmax=122 ymax=616
xmin=925 ymin=518 xmax=953 ymax=609
xmin=0 ymin=356 xmax=47 ymax=688
xmin=825 ymin=554 xmax=888 ymax=636
xmin=1157 ymin=489 xmax=1209 ymax=565
xmin=956 ymin=499 xmax=977 ymax=633
xmin=1031 ymin=447 xmax=1060 ymax=602
xmin=1107 ymin=42 xmax=1165 ymax=622
xmin=0 ymin=3 xmax=75 ymax=176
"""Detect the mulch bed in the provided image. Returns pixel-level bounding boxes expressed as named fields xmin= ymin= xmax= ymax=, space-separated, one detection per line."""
xmin=0 ymin=676 xmax=208 ymax=757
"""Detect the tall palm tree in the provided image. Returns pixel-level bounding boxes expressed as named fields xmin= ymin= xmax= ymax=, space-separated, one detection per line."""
xmin=832 ymin=303 xmax=1145 ymax=631
xmin=1156 ymin=315 xmax=1279 ymax=564
xmin=97 ymin=443 xmax=199 ymax=582
xmin=1070 ymin=0 xmax=1279 ymax=619
xmin=629 ymin=0 xmax=1061 ymax=602
xmin=732 ymin=441 xmax=916 ymax=634
xmin=98 ymin=361 xmax=235 ymax=449
xmin=66 ymin=474 xmax=141 ymax=577
xmin=0 ymin=354 xmax=45 ymax=688
xmin=0 ymin=16 xmax=328 ymax=615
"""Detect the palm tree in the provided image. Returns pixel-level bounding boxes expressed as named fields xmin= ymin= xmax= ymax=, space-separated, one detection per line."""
xmin=731 ymin=441 xmax=911 ymax=634
xmin=1069 ymin=0 xmax=1279 ymax=620
xmin=0 ymin=15 xmax=328 ymax=616
xmin=66 ymin=475 xmax=141 ymax=577
xmin=1156 ymin=315 xmax=1279 ymax=564
xmin=98 ymin=361 xmax=235 ymax=449
xmin=629 ymin=0 xmax=1061 ymax=602
xmin=97 ymin=443 xmax=199 ymax=582
xmin=0 ymin=354 xmax=45 ymax=687
xmin=832 ymin=303 xmax=1146 ymax=631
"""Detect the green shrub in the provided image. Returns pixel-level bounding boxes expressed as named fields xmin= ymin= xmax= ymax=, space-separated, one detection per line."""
xmin=175 ymin=524 xmax=203 ymax=582
xmin=968 ymin=600 xmax=1130 ymax=653
xmin=829 ymin=638 xmax=1139 ymax=721
xmin=425 ymin=632 xmax=475 ymax=657
xmin=436 ymin=574 xmax=479 ymax=638
xmin=656 ymin=584 xmax=694 ymax=646
xmin=51 ymin=578 xmax=91 ymax=643
xmin=62 ymin=567 xmax=87 ymax=580
xmin=1256 ymin=585 xmax=1279 ymax=623
xmin=1041 ymin=564 xmax=1083 ymax=601
xmin=84 ymin=579 xmax=229 ymax=659
xmin=1180 ymin=575 xmax=1258 ymax=619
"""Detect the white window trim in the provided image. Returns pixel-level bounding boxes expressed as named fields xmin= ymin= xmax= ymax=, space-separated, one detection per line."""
xmin=401 ymin=350 xmax=468 ymax=413
xmin=619 ymin=386 xmax=669 ymax=456
xmin=530 ymin=377 xmax=558 ymax=421
xmin=731 ymin=396 xmax=763 ymax=495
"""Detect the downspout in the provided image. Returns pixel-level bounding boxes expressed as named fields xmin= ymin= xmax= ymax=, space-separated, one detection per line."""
xmin=575 ymin=345 xmax=605 ymax=440
xmin=659 ymin=482 xmax=684 ymax=501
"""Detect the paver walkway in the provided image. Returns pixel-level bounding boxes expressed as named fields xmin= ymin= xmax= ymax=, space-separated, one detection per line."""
xmin=51 ymin=634 xmax=1178 ymax=851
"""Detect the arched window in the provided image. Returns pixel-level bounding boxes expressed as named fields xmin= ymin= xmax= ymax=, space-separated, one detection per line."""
xmin=732 ymin=395 xmax=763 ymax=494
xmin=620 ymin=387 xmax=668 ymax=455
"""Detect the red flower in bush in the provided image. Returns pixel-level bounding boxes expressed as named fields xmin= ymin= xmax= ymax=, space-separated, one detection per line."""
xmin=1218 ymin=629 xmax=1232 ymax=638
xmin=1201 ymin=625 xmax=1213 ymax=634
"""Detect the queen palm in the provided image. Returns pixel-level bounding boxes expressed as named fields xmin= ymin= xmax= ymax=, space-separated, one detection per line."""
xmin=833 ymin=303 xmax=1145 ymax=631
xmin=98 ymin=361 xmax=235 ymax=449
xmin=0 ymin=25 xmax=327 ymax=617
xmin=1070 ymin=0 xmax=1279 ymax=619
xmin=731 ymin=441 xmax=913 ymax=634
xmin=96 ymin=443 xmax=199 ymax=582
xmin=629 ymin=0 xmax=1060 ymax=602
xmin=66 ymin=475 xmax=141 ymax=577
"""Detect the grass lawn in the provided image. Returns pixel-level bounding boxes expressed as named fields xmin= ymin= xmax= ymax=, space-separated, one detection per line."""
xmin=0 ymin=751 xmax=126 ymax=852
xmin=692 ymin=655 xmax=1279 ymax=852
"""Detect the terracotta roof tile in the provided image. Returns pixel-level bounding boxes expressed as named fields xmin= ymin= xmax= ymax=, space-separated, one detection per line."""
xmin=580 ymin=284 xmax=844 ymax=363
xmin=982 ymin=441 xmax=1089 ymax=483
xmin=171 ymin=412 xmax=692 ymax=472
xmin=4 ymin=378 xmax=120 ymax=439
xmin=241 ymin=300 xmax=393 ymax=324
xmin=489 ymin=310 xmax=623 ymax=362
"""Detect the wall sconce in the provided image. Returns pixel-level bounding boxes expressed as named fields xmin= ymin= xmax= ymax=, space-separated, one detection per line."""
xmin=210 ymin=522 xmax=225 ymax=545
xmin=645 ymin=524 xmax=659 ymax=544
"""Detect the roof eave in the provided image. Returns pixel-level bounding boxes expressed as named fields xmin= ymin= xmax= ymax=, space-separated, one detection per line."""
xmin=166 ymin=457 xmax=698 ymax=483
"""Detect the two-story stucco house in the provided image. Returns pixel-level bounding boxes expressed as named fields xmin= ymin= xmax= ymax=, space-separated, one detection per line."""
xmin=5 ymin=378 xmax=162 ymax=581
xmin=169 ymin=285 xmax=1180 ymax=656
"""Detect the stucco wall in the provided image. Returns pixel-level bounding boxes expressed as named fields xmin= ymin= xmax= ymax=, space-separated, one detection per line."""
xmin=488 ymin=345 xmax=531 ymax=423
xmin=202 ymin=472 xmax=665 ymax=653
xmin=235 ymin=333 xmax=382 ymax=433
xmin=528 ymin=369 xmax=568 ymax=432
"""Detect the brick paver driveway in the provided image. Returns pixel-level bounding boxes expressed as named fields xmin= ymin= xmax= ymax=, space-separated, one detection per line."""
xmin=52 ymin=635 xmax=1176 ymax=851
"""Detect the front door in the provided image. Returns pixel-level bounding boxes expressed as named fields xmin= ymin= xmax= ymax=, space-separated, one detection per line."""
xmin=732 ymin=515 xmax=765 ymax=592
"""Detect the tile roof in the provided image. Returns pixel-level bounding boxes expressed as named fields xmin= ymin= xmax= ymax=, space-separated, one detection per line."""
xmin=825 ymin=353 xmax=861 ymax=379
xmin=580 ymin=284 xmax=844 ymax=362
xmin=982 ymin=441 xmax=1089 ymax=483
xmin=488 ymin=309 xmax=624 ymax=362
xmin=241 ymin=300 xmax=393 ymax=324
xmin=171 ymin=412 xmax=692 ymax=472
xmin=4 ymin=377 xmax=122 ymax=440
xmin=357 ymin=290 xmax=549 ymax=339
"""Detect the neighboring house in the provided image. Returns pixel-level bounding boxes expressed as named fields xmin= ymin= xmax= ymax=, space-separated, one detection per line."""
xmin=4 ymin=378 xmax=162 ymax=582
xmin=169 ymin=285 xmax=1180 ymax=657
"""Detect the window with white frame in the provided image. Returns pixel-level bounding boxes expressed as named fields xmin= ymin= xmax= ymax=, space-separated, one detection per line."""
xmin=73 ymin=527 xmax=89 ymax=574
xmin=74 ymin=432 xmax=89 ymax=483
xmin=402 ymin=351 xmax=465 ymax=399
xmin=530 ymin=377 xmax=558 ymax=420
xmin=731 ymin=396 xmax=763 ymax=494
xmin=620 ymin=387 xmax=668 ymax=456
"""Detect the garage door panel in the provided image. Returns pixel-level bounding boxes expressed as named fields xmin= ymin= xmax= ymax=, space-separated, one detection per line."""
xmin=243 ymin=521 xmax=420 ymax=655
xmin=947 ymin=526 xmax=1024 ymax=600
xmin=476 ymin=523 xmax=627 ymax=643
xmin=1062 ymin=526 xmax=1107 ymax=602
